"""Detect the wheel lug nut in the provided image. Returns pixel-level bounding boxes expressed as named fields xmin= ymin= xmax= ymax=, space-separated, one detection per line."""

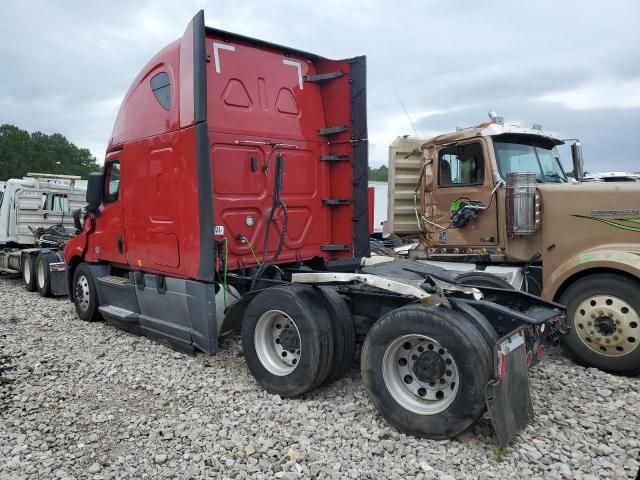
xmin=615 ymin=319 xmax=621 ymax=325
xmin=591 ymin=313 xmax=597 ymax=319
xmin=587 ymin=321 xmax=593 ymax=326
xmin=614 ymin=335 xmax=619 ymax=341
xmin=605 ymin=338 xmax=611 ymax=344
xmin=618 ymin=328 xmax=623 ymax=334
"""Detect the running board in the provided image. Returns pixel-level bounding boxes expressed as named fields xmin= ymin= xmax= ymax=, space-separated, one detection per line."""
xmin=99 ymin=305 xmax=139 ymax=322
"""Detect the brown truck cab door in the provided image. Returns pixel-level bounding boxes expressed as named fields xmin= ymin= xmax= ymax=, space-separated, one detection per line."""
xmin=88 ymin=158 xmax=128 ymax=265
xmin=430 ymin=141 xmax=499 ymax=248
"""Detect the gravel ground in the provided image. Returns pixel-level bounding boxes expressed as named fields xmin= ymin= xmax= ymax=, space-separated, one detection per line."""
xmin=1 ymin=275 xmax=639 ymax=480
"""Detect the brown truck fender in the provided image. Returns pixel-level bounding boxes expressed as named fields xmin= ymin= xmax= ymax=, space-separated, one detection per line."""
xmin=543 ymin=245 xmax=640 ymax=301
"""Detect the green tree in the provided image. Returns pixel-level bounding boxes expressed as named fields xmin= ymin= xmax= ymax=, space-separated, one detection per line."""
xmin=0 ymin=124 xmax=100 ymax=180
xmin=368 ymin=164 xmax=388 ymax=181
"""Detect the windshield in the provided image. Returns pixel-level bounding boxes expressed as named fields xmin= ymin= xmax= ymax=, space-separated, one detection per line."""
xmin=493 ymin=135 xmax=567 ymax=183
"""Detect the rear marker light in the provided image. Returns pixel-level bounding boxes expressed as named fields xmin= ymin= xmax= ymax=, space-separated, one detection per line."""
xmin=498 ymin=352 xmax=506 ymax=381
xmin=536 ymin=345 xmax=545 ymax=361
xmin=526 ymin=351 xmax=533 ymax=367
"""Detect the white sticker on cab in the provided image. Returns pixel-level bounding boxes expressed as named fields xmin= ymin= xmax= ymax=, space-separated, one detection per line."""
xmin=214 ymin=225 xmax=224 ymax=236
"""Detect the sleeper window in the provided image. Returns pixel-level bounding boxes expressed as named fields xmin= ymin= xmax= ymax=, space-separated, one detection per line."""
xmin=151 ymin=72 xmax=171 ymax=111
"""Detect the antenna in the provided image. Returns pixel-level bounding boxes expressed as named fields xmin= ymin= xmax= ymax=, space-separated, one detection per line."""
xmin=394 ymin=90 xmax=419 ymax=138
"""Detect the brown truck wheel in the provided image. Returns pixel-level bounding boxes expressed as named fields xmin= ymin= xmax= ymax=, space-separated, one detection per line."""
xmin=560 ymin=273 xmax=640 ymax=376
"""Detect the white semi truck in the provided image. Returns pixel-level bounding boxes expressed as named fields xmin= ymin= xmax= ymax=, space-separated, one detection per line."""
xmin=0 ymin=173 xmax=86 ymax=296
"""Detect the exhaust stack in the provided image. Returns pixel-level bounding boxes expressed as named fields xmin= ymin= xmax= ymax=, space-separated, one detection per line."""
xmin=506 ymin=172 xmax=537 ymax=235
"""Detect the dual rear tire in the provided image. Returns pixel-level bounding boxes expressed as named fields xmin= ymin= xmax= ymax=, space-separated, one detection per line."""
xmin=22 ymin=252 xmax=63 ymax=297
xmin=361 ymin=304 xmax=493 ymax=439
xmin=242 ymin=285 xmax=494 ymax=439
xmin=241 ymin=284 xmax=356 ymax=397
xmin=22 ymin=254 xmax=37 ymax=292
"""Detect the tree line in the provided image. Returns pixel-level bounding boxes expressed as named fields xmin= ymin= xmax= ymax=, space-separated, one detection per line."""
xmin=0 ymin=124 xmax=100 ymax=181
xmin=368 ymin=164 xmax=388 ymax=181
xmin=0 ymin=123 xmax=391 ymax=183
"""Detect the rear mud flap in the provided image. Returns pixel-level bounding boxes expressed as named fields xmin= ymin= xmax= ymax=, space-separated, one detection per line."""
xmin=485 ymin=331 xmax=534 ymax=447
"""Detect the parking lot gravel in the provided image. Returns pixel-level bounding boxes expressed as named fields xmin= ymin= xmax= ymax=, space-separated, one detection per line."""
xmin=1 ymin=274 xmax=639 ymax=479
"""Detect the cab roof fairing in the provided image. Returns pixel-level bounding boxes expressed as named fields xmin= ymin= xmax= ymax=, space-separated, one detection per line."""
xmin=420 ymin=123 xmax=564 ymax=151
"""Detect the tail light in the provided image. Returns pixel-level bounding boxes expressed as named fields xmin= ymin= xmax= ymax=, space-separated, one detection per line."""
xmin=498 ymin=352 xmax=507 ymax=381
xmin=526 ymin=350 xmax=533 ymax=367
xmin=536 ymin=345 xmax=545 ymax=361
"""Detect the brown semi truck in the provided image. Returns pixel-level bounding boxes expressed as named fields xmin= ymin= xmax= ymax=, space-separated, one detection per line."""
xmin=386 ymin=116 xmax=640 ymax=375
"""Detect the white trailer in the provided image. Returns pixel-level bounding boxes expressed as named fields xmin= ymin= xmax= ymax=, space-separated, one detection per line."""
xmin=0 ymin=173 xmax=86 ymax=296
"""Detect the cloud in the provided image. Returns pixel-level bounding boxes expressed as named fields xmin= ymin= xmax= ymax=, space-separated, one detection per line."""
xmin=538 ymin=78 xmax=640 ymax=111
xmin=0 ymin=0 xmax=638 ymax=172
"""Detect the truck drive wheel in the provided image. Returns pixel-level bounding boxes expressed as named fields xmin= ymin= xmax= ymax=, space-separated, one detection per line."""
xmin=361 ymin=304 xmax=492 ymax=439
xmin=312 ymin=286 xmax=356 ymax=386
xmin=22 ymin=254 xmax=37 ymax=292
xmin=36 ymin=252 xmax=59 ymax=297
xmin=241 ymin=285 xmax=334 ymax=397
xmin=560 ymin=273 xmax=640 ymax=376
xmin=72 ymin=263 xmax=102 ymax=322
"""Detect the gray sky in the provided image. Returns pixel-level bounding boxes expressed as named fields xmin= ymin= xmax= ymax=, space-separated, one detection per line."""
xmin=2 ymin=0 xmax=639 ymax=171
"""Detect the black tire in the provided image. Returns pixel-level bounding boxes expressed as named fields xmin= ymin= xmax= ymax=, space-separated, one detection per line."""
xmin=361 ymin=304 xmax=492 ymax=439
xmin=72 ymin=263 xmax=102 ymax=322
xmin=455 ymin=271 xmax=515 ymax=290
xmin=241 ymin=285 xmax=334 ymax=397
xmin=22 ymin=254 xmax=37 ymax=292
xmin=35 ymin=252 xmax=59 ymax=297
xmin=560 ymin=274 xmax=640 ymax=376
xmin=312 ymin=286 xmax=356 ymax=385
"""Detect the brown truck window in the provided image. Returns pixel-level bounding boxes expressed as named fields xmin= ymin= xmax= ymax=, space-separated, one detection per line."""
xmin=104 ymin=161 xmax=121 ymax=204
xmin=438 ymin=143 xmax=484 ymax=187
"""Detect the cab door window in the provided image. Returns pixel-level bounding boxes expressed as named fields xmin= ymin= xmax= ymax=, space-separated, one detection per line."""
xmin=438 ymin=143 xmax=484 ymax=187
xmin=104 ymin=160 xmax=121 ymax=204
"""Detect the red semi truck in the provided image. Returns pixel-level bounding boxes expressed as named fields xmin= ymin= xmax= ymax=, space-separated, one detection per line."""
xmin=64 ymin=11 xmax=565 ymax=445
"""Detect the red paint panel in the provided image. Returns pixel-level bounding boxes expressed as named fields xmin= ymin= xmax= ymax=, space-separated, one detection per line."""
xmin=205 ymin=34 xmax=327 ymax=142
xmin=148 ymin=232 xmax=180 ymax=267
xmin=110 ymin=42 xmax=180 ymax=146
xmin=212 ymin=145 xmax=265 ymax=195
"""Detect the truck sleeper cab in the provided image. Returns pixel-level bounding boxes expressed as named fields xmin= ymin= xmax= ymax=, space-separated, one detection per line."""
xmin=64 ymin=11 xmax=564 ymax=446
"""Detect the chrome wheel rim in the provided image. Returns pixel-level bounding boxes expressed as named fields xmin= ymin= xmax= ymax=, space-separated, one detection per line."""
xmin=75 ymin=275 xmax=91 ymax=312
xmin=254 ymin=310 xmax=301 ymax=376
xmin=383 ymin=334 xmax=459 ymax=415
xmin=37 ymin=261 xmax=46 ymax=289
xmin=574 ymin=294 xmax=639 ymax=357
xmin=23 ymin=259 xmax=31 ymax=284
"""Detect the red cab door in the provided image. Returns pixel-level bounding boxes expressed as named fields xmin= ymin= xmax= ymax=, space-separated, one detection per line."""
xmin=88 ymin=157 xmax=128 ymax=266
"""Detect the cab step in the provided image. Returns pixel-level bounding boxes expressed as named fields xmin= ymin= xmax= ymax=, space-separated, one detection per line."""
xmin=99 ymin=305 xmax=139 ymax=322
